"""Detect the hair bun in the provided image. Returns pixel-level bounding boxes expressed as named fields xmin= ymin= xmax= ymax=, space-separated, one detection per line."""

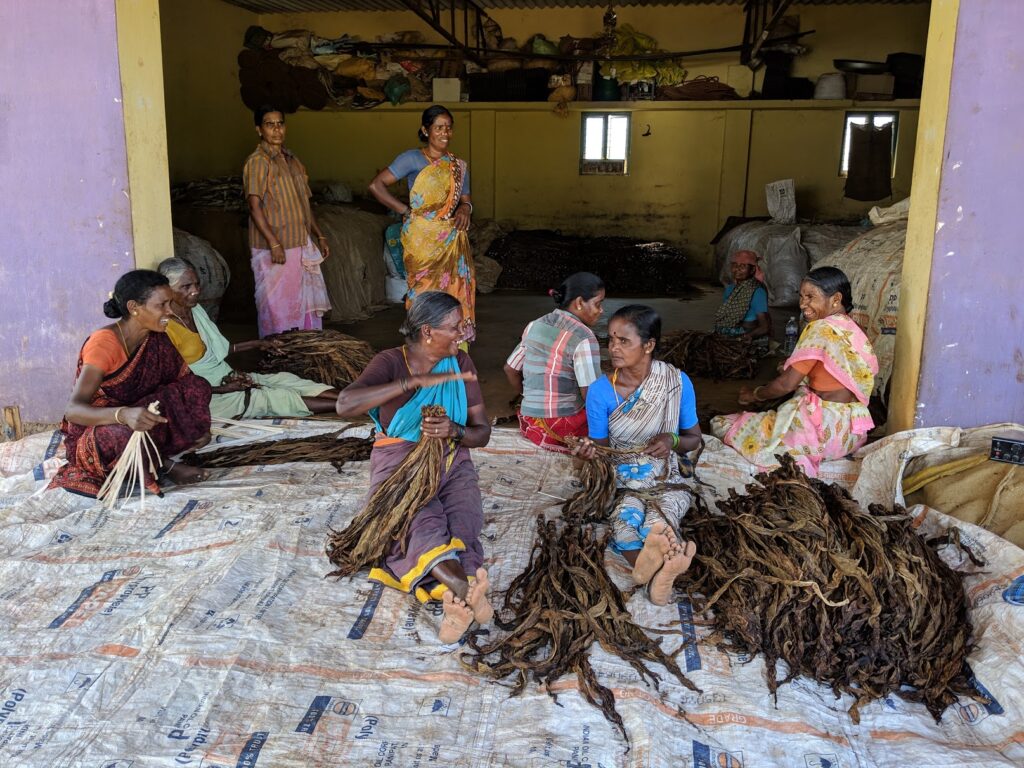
xmin=549 ymin=288 xmax=563 ymax=304
xmin=102 ymin=297 xmax=122 ymax=319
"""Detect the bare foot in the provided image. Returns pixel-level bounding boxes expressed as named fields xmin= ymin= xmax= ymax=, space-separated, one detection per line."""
xmin=166 ymin=462 xmax=207 ymax=486
xmin=648 ymin=539 xmax=697 ymax=606
xmin=439 ymin=590 xmax=473 ymax=643
xmin=466 ymin=568 xmax=494 ymax=624
xmin=632 ymin=522 xmax=676 ymax=585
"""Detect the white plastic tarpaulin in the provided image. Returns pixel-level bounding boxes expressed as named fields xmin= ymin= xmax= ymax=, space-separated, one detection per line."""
xmin=1 ymin=423 xmax=1022 ymax=767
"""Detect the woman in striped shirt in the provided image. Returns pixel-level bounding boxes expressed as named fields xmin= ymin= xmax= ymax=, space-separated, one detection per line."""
xmin=504 ymin=272 xmax=605 ymax=452
xmin=244 ymin=105 xmax=332 ymax=338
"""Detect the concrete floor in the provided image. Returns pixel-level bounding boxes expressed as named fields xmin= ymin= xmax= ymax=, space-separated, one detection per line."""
xmin=309 ymin=284 xmax=789 ymax=424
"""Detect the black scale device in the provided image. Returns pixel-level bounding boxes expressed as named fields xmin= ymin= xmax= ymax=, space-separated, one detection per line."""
xmin=990 ymin=431 xmax=1024 ymax=465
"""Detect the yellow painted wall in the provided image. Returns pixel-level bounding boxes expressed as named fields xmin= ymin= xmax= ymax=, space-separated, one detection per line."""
xmin=745 ymin=106 xmax=918 ymax=219
xmin=159 ymin=0 xmax=257 ymax=182
xmin=159 ymin=1 xmax=925 ymax=275
xmin=116 ymin=0 xmax=174 ymax=268
xmin=284 ymin=101 xmax=917 ymax=276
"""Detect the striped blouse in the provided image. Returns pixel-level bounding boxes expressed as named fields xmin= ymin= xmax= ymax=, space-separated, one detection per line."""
xmin=243 ymin=142 xmax=314 ymax=250
xmin=506 ymin=309 xmax=601 ymax=419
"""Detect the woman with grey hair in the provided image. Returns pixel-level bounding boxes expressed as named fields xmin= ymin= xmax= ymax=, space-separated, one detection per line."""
xmin=158 ymin=257 xmax=340 ymax=420
xmin=335 ymin=291 xmax=492 ymax=643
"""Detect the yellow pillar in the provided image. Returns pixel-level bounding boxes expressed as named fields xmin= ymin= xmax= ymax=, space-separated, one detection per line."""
xmin=888 ymin=0 xmax=959 ymax=432
xmin=115 ymin=0 xmax=174 ymax=269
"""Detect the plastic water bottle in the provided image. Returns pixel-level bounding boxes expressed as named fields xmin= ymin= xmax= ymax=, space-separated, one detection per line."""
xmin=784 ymin=316 xmax=799 ymax=355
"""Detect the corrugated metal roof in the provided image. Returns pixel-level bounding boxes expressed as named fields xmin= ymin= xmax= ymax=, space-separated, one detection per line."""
xmin=220 ymin=0 xmax=928 ymax=13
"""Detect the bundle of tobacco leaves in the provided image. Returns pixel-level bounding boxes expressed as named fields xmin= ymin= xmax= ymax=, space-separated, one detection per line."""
xmin=325 ymin=405 xmax=446 ymax=578
xmin=181 ymin=431 xmax=372 ymax=472
xmin=660 ymin=330 xmax=757 ymax=380
xmin=462 ymin=516 xmax=699 ymax=746
xmin=675 ymin=454 xmax=983 ymax=723
xmin=560 ymin=456 xmax=617 ymax=525
xmin=259 ymin=329 xmax=375 ymax=389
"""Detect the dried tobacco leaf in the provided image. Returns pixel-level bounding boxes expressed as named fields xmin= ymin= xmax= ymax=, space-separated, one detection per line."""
xmin=259 ymin=329 xmax=375 ymax=388
xmin=325 ymin=406 xmax=447 ymax=579
xmin=182 ymin=432 xmax=372 ymax=471
xmin=660 ymin=330 xmax=757 ymax=380
xmin=676 ymin=453 xmax=985 ymax=723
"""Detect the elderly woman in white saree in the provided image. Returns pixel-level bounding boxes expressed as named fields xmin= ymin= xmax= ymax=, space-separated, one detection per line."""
xmin=158 ymin=258 xmax=340 ymax=420
xmin=575 ymin=305 xmax=701 ymax=605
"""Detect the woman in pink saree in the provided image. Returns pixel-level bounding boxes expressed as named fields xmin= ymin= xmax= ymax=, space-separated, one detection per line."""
xmin=711 ymin=267 xmax=878 ymax=477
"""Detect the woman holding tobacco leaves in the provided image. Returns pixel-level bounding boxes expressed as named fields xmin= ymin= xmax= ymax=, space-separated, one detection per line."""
xmin=575 ymin=305 xmax=699 ymax=605
xmin=334 ymin=291 xmax=492 ymax=643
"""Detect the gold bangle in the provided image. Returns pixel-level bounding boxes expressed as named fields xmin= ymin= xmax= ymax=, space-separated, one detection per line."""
xmin=270 ymin=244 xmax=283 ymax=250
xmin=114 ymin=407 xmax=125 ymax=425
xmin=753 ymin=386 xmax=766 ymax=401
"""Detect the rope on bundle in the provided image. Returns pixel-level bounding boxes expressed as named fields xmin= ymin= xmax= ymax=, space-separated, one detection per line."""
xmin=97 ymin=401 xmax=162 ymax=512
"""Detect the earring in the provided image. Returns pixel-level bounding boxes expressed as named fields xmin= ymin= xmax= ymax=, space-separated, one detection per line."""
xmin=426 ymin=338 xmax=432 ymax=344
xmin=132 ymin=312 xmax=138 ymax=316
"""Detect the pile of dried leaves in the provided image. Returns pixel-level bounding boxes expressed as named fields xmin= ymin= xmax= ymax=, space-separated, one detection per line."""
xmin=259 ymin=329 xmax=375 ymax=389
xmin=463 ymin=454 xmax=699 ymax=747
xmin=325 ymin=406 xmax=446 ymax=579
xmin=182 ymin=431 xmax=372 ymax=473
xmin=462 ymin=516 xmax=699 ymax=745
xmin=675 ymin=454 xmax=983 ymax=722
xmin=660 ymin=330 xmax=757 ymax=380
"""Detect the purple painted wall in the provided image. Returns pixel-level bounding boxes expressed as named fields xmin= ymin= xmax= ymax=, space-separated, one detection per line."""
xmin=0 ymin=1 xmax=134 ymax=423
xmin=916 ymin=1 xmax=1024 ymax=427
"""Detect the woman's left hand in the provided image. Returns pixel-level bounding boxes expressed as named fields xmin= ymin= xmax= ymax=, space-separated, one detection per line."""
xmin=315 ymin=236 xmax=330 ymax=260
xmin=422 ymin=414 xmax=454 ymax=440
xmin=737 ymin=386 xmax=758 ymax=406
xmin=453 ymin=203 xmax=471 ymax=232
xmin=644 ymin=433 xmax=674 ymax=459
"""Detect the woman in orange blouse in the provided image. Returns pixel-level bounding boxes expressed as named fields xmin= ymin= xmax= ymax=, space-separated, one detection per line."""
xmin=50 ymin=270 xmax=213 ymax=497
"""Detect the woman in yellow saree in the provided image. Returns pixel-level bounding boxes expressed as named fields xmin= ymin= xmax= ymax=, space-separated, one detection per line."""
xmin=369 ymin=105 xmax=476 ymax=342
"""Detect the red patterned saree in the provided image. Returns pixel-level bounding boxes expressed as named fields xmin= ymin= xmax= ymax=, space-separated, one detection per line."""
xmin=50 ymin=332 xmax=212 ymax=498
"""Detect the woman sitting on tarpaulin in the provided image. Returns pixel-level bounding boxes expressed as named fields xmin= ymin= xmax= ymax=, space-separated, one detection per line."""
xmin=504 ymin=272 xmax=605 ymax=452
xmin=574 ymin=305 xmax=700 ymax=605
xmin=711 ymin=266 xmax=878 ymax=478
xmin=50 ymin=270 xmax=212 ymax=497
xmin=158 ymin=258 xmax=340 ymax=420
xmin=334 ymin=291 xmax=493 ymax=643
xmin=715 ymin=250 xmax=771 ymax=355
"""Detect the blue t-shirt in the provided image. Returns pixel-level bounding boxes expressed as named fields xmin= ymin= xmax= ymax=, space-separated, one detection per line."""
xmin=586 ymin=371 xmax=698 ymax=440
xmin=387 ymin=149 xmax=472 ymax=195
xmin=722 ymin=284 xmax=768 ymax=323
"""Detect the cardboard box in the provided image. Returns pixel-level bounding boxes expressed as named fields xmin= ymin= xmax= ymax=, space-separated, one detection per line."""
xmin=432 ymin=78 xmax=462 ymax=102
xmin=850 ymin=73 xmax=895 ymax=100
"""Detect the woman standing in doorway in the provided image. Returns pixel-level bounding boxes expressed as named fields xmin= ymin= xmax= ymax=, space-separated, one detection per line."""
xmin=243 ymin=105 xmax=332 ymax=337
xmin=368 ymin=105 xmax=476 ymax=342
